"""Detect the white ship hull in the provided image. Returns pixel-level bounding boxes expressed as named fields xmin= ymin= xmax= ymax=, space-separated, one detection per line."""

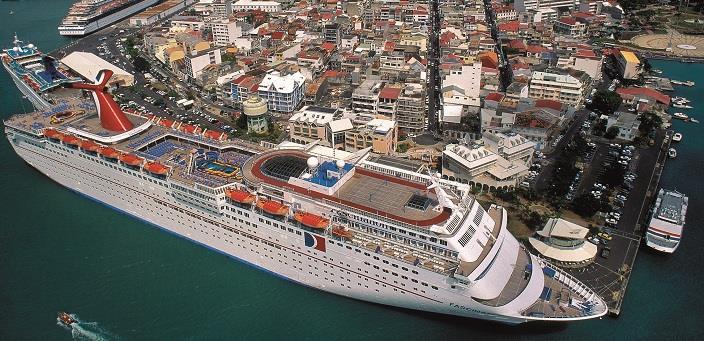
xmin=645 ymin=231 xmax=679 ymax=253
xmin=2 ymin=61 xmax=52 ymax=111
xmin=58 ymin=0 xmax=161 ymax=36
xmin=5 ymin=127 xmax=608 ymax=324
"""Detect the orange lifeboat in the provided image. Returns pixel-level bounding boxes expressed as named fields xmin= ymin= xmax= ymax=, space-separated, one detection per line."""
xmin=332 ymin=226 xmax=355 ymax=239
xmin=119 ymin=153 xmax=143 ymax=166
xmin=144 ymin=162 xmax=169 ymax=175
xmin=226 ymin=189 xmax=256 ymax=205
xmin=80 ymin=140 xmax=100 ymax=152
xmin=257 ymin=199 xmax=289 ymax=216
xmin=43 ymin=129 xmax=61 ymax=139
xmin=99 ymin=147 xmax=120 ymax=159
xmin=61 ymin=135 xmax=81 ymax=146
xmin=159 ymin=119 xmax=175 ymax=128
xmin=294 ymin=211 xmax=330 ymax=229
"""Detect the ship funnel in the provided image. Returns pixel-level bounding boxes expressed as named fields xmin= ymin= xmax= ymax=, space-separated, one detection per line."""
xmin=70 ymin=69 xmax=134 ymax=132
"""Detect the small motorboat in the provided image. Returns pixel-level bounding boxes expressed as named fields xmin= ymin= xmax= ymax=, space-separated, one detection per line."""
xmin=668 ymin=148 xmax=677 ymax=159
xmin=673 ymin=112 xmax=689 ymax=120
xmin=672 ymin=133 xmax=682 ymax=142
xmin=683 ymin=80 xmax=695 ymax=86
xmin=690 ymin=118 xmax=700 ymax=123
xmin=672 ymin=104 xmax=693 ymax=109
xmin=58 ymin=312 xmax=76 ymax=326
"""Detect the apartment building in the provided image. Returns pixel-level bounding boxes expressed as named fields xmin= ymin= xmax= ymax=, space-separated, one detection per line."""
xmin=257 ymin=71 xmax=306 ymax=113
xmin=395 ymin=83 xmax=426 ymax=134
xmin=344 ymin=119 xmax=398 ymax=155
xmin=515 ymin=0 xmax=579 ymax=12
xmin=529 ymin=71 xmax=587 ymax=106
xmin=184 ymin=47 xmax=222 ymax=79
xmin=288 ymin=106 xmax=339 ymax=145
xmin=616 ymin=50 xmax=641 ymax=80
xmin=231 ymin=0 xmax=281 ymax=12
xmin=210 ymin=18 xmax=243 ymax=46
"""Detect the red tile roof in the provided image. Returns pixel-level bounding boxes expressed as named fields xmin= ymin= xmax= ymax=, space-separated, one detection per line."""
xmin=498 ymin=20 xmax=519 ymax=33
xmin=485 ymin=92 xmax=504 ymax=102
xmin=379 ymin=87 xmax=402 ymax=100
xmin=616 ymin=87 xmax=670 ymax=106
xmin=558 ymin=17 xmax=578 ymax=25
xmin=535 ymin=99 xmax=563 ymax=111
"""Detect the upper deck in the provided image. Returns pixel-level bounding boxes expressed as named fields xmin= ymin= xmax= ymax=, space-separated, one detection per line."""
xmin=4 ymin=98 xmax=265 ymax=189
xmin=242 ymin=150 xmax=452 ymax=228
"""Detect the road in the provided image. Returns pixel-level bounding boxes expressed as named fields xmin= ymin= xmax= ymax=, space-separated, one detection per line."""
xmin=533 ymin=110 xmax=589 ymax=192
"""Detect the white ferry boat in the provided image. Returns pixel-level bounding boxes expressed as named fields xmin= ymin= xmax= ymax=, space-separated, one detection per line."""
xmin=1 ymin=34 xmax=81 ymax=110
xmin=646 ymin=189 xmax=688 ymax=253
xmin=58 ymin=0 xmax=160 ymax=36
xmin=2 ymin=70 xmax=608 ymax=324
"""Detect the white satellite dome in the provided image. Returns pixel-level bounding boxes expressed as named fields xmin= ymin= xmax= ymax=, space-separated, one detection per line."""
xmin=336 ymin=159 xmax=345 ymax=169
xmin=27 ymin=44 xmax=34 ymax=49
xmin=307 ymin=156 xmax=319 ymax=169
xmin=12 ymin=46 xmax=19 ymax=51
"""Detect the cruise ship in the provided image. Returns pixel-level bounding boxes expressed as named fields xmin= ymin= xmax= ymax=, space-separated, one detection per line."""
xmin=3 ymin=70 xmax=608 ymax=324
xmin=646 ymin=189 xmax=688 ymax=253
xmin=1 ymin=34 xmax=81 ymax=110
xmin=58 ymin=0 xmax=161 ymax=36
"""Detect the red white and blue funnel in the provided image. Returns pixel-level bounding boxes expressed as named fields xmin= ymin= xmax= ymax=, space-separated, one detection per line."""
xmin=70 ymin=69 xmax=134 ymax=132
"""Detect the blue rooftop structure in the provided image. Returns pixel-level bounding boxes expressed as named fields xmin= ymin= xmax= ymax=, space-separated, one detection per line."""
xmin=305 ymin=161 xmax=353 ymax=187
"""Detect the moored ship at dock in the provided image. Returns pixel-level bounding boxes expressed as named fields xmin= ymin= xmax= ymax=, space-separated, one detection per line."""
xmin=646 ymin=189 xmax=688 ymax=253
xmin=2 ymin=70 xmax=608 ymax=324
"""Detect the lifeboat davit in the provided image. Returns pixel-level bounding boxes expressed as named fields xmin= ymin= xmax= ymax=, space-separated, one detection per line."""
xmin=226 ymin=189 xmax=256 ymax=205
xmin=99 ymin=147 xmax=120 ymax=159
xmin=332 ymin=226 xmax=354 ymax=239
xmin=119 ymin=153 xmax=143 ymax=166
xmin=80 ymin=140 xmax=100 ymax=152
xmin=294 ymin=211 xmax=330 ymax=229
xmin=257 ymin=199 xmax=289 ymax=216
xmin=144 ymin=162 xmax=169 ymax=175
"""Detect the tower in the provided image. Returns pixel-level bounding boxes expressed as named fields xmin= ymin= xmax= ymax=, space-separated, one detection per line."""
xmin=242 ymin=95 xmax=268 ymax=134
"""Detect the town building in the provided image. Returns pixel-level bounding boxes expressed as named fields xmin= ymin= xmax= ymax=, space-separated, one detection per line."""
xmin=616 ymin=50 xmax=642 ymax=80
xmin=441 ymin=132 xmax=535 ymax=191
xmin=184 ymin=47 xmax=222 ymax=79
xmin=257 ymin=71 xmax=306 ymax=113
xmin=210 ymin=18 xmax=244 ymax=46
xmin=606 ymin=111 xmax=641 ymax=141
xmin=529 ymin=71 xmax=588 ymax=106
xmin=231 ymin=0 xmax=281 ymax=13
xmin=529 ymin=218 xmax=598 ymax=265
xmin=344 ymin=119 xmax=398 ymax=155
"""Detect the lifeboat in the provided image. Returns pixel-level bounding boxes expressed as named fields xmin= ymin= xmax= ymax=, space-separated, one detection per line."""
xmin=257 ymin=199 xmax=289 ymax=216
xmin=80 ymin=140 xmax=100 ymax=152
xmin=332 ymin=226 xmax=354 ymax=239
xmin=294 ymin=211 xmax=330 ymax=229
xmin=226 ymin=189 xmax=256 ymax=205
xmin=98 ymin=147 xmax=120 ymax=159
xmin=61 ymin=135 xmax=81 ymax=146
xmin=204 ymin=130 xmax=224 ymax=140
xmin=119 ymin=153 xmax=143 ymax=166
xmin=43 ymin=129 xmax=61 ymax=139
xmin=159 ymin=119 xmax=175 ymax=128
xmin=144 ymin=162 xmax=169 ymax=175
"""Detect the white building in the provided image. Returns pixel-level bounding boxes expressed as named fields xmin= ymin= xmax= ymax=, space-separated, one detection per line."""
xmin=210 ymin=18 xmax=243 ymax=46
xmin=441 ymin=61 xmax=482 ymax=108
xmin=257 ymin=71 xmax=306 ymax=113
xmin=515 ymin=0 xmax=579 ymax=12
xmin=441 ymin=132 xmax=535 ymax=191
xmin=529 ymin=218 xmax=598 ymax=264
xmin=529 ymin=71 xmax=587 ymax=106
xmin=184 ymin=47 xmax=222 ymax=79
xmin=557 ymin=50 xmax=603 ymax=80
xmin=606 ymin=111 xmax=641 ymax=141
xmin=231 ymin=0 xmax=281 ymax=12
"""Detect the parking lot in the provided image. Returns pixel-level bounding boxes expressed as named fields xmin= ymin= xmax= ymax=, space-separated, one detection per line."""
xmin=50 ymin=21 xmax=235 ymax=136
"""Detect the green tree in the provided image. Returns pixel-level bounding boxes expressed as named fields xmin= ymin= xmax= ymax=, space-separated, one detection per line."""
xmin=638 ymin=112 xmax=662 ymax=134
xmin=605 ymin=126 xmax=620 ymax=139
xmin=590 ymin=90 xmax=622 ymax=115
xmin=572 ymin=194 xmax=601 ymax=218
xmin=236 ymin=113 xmax=247 ymax=130
xmin=133 ymin=56 xmax=150 ymax=73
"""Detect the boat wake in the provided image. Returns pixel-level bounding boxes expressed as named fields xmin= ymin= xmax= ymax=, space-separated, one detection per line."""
xmin=56 ymin=314 xmax=119 ymax=341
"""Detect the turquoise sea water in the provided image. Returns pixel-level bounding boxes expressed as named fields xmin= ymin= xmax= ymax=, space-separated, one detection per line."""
xmin=1 ymin=1 xmax=703 ymax=339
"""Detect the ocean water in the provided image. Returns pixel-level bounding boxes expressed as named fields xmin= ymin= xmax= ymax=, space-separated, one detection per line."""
xmin=0 ymin=1 xmax=703 ymax=339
